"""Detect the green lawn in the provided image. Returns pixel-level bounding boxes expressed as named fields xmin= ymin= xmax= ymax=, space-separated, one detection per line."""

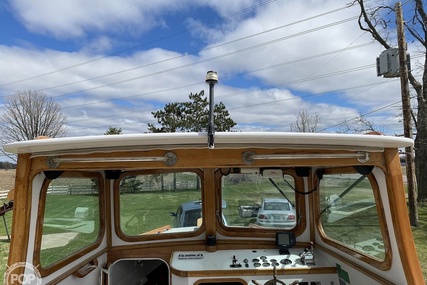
xmin=0 ymin=199 xmax=425 ymax=283
xmin=0 ymin=211 xmax=13 ymax=284
xmin=412 ymin=203 xmax=427 ymax=283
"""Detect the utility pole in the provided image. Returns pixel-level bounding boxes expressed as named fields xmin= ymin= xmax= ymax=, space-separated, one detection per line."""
xmin=395 ymin=2 xmax=418 ymax=226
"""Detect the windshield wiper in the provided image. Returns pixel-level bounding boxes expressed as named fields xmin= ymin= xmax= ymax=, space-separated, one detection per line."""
xmin=320 ymin=174 xmax=367 ymax=215
xmin=268 ymin=178 xmax=295 ymax=207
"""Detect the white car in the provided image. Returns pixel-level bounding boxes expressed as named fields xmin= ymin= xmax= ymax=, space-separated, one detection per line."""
xmin=256 ymin=198 xmax=296 ymax=228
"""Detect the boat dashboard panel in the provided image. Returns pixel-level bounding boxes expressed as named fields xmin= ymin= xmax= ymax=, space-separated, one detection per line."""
xmin=170 ymin=248 xmax=339 ymax=284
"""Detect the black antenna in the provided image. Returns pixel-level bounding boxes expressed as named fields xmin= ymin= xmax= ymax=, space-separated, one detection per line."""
xmin=205 ymin=71 xmax=218 ymax=148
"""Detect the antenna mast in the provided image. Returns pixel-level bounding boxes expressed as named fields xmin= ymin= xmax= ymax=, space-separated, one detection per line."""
xmin=205 ymin=71 xmax=218 ymax=148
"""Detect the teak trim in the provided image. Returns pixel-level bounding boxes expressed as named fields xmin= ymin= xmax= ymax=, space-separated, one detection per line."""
xmin=6 ymin=153 xmax=32 ymax=285
xmin=383 ymin=148 xmax=425 ymax=284
xmin=33 ymin=171 xmax=106 ymax=277
xmin=315 ymin=166 xmax=392 ymax=270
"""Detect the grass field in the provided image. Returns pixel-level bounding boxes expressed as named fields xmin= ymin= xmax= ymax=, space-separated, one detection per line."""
xmin=0 ymin=170 xmax=425 ymax=283
xmin=412 ymin=203 xmax=427 ymax=282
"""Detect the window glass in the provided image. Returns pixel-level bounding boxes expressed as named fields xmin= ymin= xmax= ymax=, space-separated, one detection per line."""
xmin=119 ymin=172 xmax=201 ymax=235
xmin=221 ymin=170 xmax=296 ymax=229
xmin=40 ymin=175 xmax=100 ymax=267
xmin=319 ymin=170 xmax=385 ymax=260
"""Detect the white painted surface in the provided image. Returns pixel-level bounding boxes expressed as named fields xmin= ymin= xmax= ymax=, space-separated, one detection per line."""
xmin=4 ymin=132 xmax=413 ymax=155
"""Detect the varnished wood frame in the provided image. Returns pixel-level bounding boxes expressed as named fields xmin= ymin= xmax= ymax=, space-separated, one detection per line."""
xmin=114 ymin=168 xmax=206 ymax=242
xmin=33 ymin=171 xmax=106 ymax=277
xmin=28 ymin=148 xmax=385 ymax=171
xmin=216 ymin=168 xmax=306 ymax=238
xmin=383 ymin=148 xmax=425 ymax=284
xmin=193 ymin=278 xmax=247 ymax=285
xmin=6 ymin=154 xmax=32 ymax=285
xmin=7 ymin=148 xmax=390 ymax=283
xmin=315 ymin=166 xmax=392 ymax=271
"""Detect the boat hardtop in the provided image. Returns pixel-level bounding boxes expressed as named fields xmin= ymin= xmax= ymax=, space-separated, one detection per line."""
xmin=3 ymin=131 xmax=413 ymax=155
xmin=3 ymin=130 xmax=424 ymax=285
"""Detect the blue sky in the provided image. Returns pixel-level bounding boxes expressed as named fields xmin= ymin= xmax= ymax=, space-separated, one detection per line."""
xmin=0 ymin=0 xmax=420 ymax=138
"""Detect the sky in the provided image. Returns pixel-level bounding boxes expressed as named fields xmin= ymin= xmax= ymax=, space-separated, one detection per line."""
xmin=0 ymin=0 xmax=423 ymax=140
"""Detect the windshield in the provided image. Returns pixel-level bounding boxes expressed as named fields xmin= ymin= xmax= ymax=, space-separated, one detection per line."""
xmin=221 ymin=170 xmax=297 ymax=229
xmin=39 ymin=173 xmax=101 ymax=268
xmin=318 ymin=168 xmax=387 ymax=260
xmin=119 ymin=171 xmax=202 ymax=236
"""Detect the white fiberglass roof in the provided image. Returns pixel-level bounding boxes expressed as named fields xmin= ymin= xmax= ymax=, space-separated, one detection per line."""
xmin=3 ymin=132 xmax=413 ymax=156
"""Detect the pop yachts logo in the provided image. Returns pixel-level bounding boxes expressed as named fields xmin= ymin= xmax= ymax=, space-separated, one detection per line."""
xmin=4 ymin=262 xmax=41 ymax=285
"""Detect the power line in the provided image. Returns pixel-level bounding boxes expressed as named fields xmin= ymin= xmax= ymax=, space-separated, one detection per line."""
xmin=22 ymin=15 xmax=359 ymax=102
xmin=0 ymin=0 xmax=281 ymax=87
xmin=320 ymin=97 xmax=404 ymax=132
xmin=43 ymin=42 xmax=374 ymax=113
xmin=61 ymin=40 xmax=419 ymax=127
xmin=67 ymin=79 xmax=399 ymax=130
xmin=0 ymin=4 xmax=353 ymax=93
xmin=2 ymin=3 xmax=410 ymax=134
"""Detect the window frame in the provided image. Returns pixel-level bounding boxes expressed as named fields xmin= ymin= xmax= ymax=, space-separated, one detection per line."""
xmin=217 ymin=167 xmax=306 ymax=238
xmin=114 ymin=169 xmax=205 ymax=241
xmin=34 ymin=171 xmax=105 ymax=277
xmin=316 ymin=166 xmax=392 ymax=270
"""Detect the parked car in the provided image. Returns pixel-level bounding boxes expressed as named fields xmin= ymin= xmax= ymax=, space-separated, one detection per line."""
xmin=256 ymin=198 xmax=296 ymax=228
xmin=171 ymin=200 xmax=227 ymax=228
xmin=170 ymin=201 xmax=203 ymax=227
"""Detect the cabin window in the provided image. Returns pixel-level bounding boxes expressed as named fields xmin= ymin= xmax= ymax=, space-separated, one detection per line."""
xmin=39 ymin=173 xmax=101 ymax=268
xmin=221 ymin=169 xmax=297 ymax=229
xmin=318 ymin=168 xmax=386 ymax=261
xmin=119 ymin=171 xmax=202 ymax=236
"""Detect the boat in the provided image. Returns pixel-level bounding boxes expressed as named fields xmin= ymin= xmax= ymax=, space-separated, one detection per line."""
xmin=2 ymin=130 xmax=424 ymax=284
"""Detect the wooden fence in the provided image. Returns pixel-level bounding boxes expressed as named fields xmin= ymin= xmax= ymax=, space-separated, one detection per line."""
xmin=0 ymin=190 xmax=10 ymax=201
xmin=47 ymin=185 xmax=97 ymax=195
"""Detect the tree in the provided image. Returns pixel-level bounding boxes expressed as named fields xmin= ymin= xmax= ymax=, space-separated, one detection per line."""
xmin=0 ymin=90 xmax=68 ymax=160
xmin=353 ymin=0 xmax=427 ymax=228
xmin=338 ymin=113 xmax=385 ymax=134
xmin=290 ymin=108 xmax=322 ymax=132
xmin=147 ymin=90 xmax=236 ymax=132
xmin=105 ymin=127 xmax=122 ymax=135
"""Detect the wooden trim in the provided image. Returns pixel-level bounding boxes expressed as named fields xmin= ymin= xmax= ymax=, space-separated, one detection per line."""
xmin=171 ymin=266 xmax=337 ymax=277
xmin=106 ymin=239 xmax=310 ymax=263
xmin=316 ymin=244 xmax=395 ymax=285
xmin=216 ymin=169 xmax=306 ymax=238
xmin=203 ymin=168 xmax=217 ymax=251
xmin=294 ymin=173 xmax=307 ymax=237
xmin=315 ymin=166 xmax=392 ymax=270
xmin=45 ymin=249 xmax=108 ymax=285
xmin=105 ymin=176 xmax=112 ymax=254
xmin=194 ymin=278 xmax=247 ymax=285
xmin=30 ymin=148 xmax=385 ymax=170
xmin=33 ymin=171 xmax=106 ymax=277
xmin=113 ymin=169 xmax=206 ymax=242
xmin=6 ymin=154 xmax=32 ymax=284
xmin=383 ymin=148 xmax=425 ymax=284
xmin=308 ymin=171 xmax=316 ymax=243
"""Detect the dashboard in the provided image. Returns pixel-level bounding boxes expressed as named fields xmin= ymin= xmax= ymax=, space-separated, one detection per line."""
xmin=170 ymin=248 xmax=340 ymax=285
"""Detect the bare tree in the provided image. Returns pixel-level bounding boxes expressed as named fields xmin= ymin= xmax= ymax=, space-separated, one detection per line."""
xmin=0 ymin=90 xmax=68 ymax=160
xmin=339 ymin=113 xmax=385 ymax=134
xmin=352 ymin=0 xmax=427 ymax=228
xmin=290 ymin=109 xmax=322 ymax=132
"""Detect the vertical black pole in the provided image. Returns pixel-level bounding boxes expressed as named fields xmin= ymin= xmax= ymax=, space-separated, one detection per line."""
xmin=205 ymin=71 xmax=218 ymax=148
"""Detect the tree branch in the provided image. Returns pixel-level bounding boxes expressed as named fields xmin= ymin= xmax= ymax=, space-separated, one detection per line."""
xmin=356 ymin=0 xmax=391 ymax=49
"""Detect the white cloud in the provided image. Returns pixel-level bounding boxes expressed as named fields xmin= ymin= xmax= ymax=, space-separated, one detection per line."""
xmin=0 ymin=0 xmax=409 ymax=138
xmin=9 ymin=0 xmax=197 ymax=38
